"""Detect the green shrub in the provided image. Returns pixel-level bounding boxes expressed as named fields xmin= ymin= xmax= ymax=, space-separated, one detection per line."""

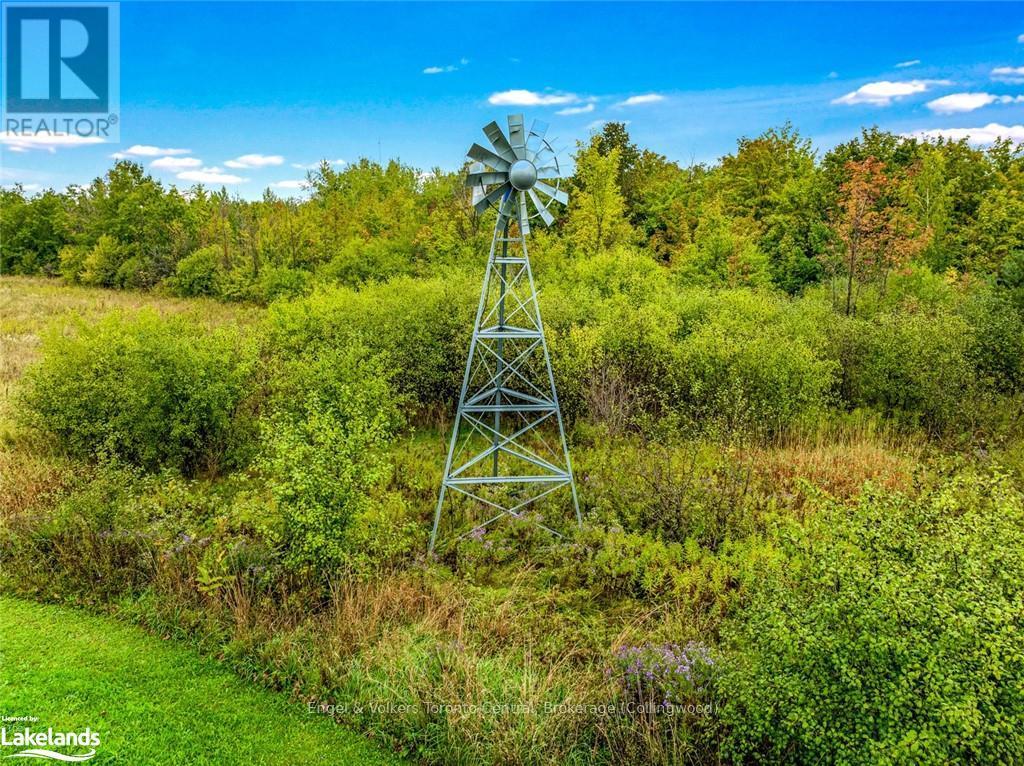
xmin=20 ymin=311 xmax=258 ymax=475
xmin=552 ymin=298 xmax=682 ymax=429
xmin=255 ymin=266 xmax=312 ymax=303
xmin=259 ymin=343 xmax=402 ymax=571
xmin=116 ymin=255 xmax=156 ymax=289
xmin=719 ymin=472 xmax=1024 ymax=764
xmin=267 ymin=274 xmax=477 ymax=411
xmin=675 ymin=293 xmax=836 ymax=436
xmin=841 ymin=309 xmax=976 ymax=433
xmin=340 ymin=491 xmax=422 ymax=577
xmin=58 ymin=244 xmax=88 ymax=283
xmin=575 ymin=437 xmax=758 ymax=546
xmin=171 ymin=245 xmax=223 ymax=297
xmin=79 ymin=234 xmax=126 ymax=287
xmin=0 ymin=463 xmax=155 ymax=600
xmin=320 ymin=238 xmax=412 ymax=286
xmin=959 ymin=283 xmax=1024 ymax=393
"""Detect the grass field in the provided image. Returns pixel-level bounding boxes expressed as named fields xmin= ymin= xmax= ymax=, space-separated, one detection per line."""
xmin=0 ymin=597 xmax=404 ymax=765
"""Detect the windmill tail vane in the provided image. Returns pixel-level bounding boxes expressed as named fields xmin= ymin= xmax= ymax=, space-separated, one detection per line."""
xmin=429 ymin=113 xmax=580 ymax=554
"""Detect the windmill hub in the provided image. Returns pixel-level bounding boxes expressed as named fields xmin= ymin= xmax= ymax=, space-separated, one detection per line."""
xmin=509 ymin=159 xmax=537 ymax=191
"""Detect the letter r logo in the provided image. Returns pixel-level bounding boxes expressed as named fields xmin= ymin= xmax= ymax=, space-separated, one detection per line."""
xmin=4 ymin=4 xmax=110 ymax=113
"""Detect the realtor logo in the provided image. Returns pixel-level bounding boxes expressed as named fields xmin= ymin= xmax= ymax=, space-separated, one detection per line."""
xmin=2 ymin=2 xmax=119 ymax=139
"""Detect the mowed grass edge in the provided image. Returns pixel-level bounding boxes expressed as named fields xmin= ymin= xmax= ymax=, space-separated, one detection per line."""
xmin=0 ymin=597 xmax=405 ymax=765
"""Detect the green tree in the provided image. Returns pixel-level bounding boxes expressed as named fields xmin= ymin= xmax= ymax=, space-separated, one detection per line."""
xmin=714 ymin=124 xmax=825 ymax=292
xmin=0 ymin=187 xmax=69 ymax=275
xmin=901 ymin=147 xmax=956 ymax=272
xmin=566 ymin=141 xmax=634 ymax=256
xmin=677 ymin=197 xmax=770 ymax=288
xmin=591 ymin=122 xmax=669 ymax=222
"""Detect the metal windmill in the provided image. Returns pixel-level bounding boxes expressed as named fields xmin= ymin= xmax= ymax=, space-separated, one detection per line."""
xmin=429 ymin=114 xmax=581 ymax=554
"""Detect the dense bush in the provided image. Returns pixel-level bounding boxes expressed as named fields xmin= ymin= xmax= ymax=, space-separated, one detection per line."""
xmin=259 ymin=343 xmax=403 ymax=571
xmin=20 ymin=311 xmax=258 ymax=475
xmin=840 ymin=309 xmax=976 ymax=433
xmin=0 ymin=462 xmax=165 ymax=601
xmin=959 ymin=283 xmax=1024 ymax=393
xmin=170 ymin=245 xmax=223 ymax=297
xmin=719 ymin=473 xmax=1024 ymax=764
xmin=267 ymin=275 xmax=477 ymax=411
xmin=670 ymin=290 xmax=836 ymax=436
xmin=677 ymin=316 xmax=834 ymax=436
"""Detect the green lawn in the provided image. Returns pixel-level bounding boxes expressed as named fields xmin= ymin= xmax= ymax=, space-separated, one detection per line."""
xmin=0 ymin=597 xmax=404 ymax=765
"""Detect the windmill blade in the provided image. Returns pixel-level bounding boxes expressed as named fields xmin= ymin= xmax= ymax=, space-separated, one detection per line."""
xmin=528 ymin=188 xmax=555 ymax=226
xmin=534 ymin=180 xmax=568 ymax=206
xmin=532 ymin=146 xmax=554 ymax=162
xmin=518 ymin=191 xmax=530 ymax=236
xmin=526 ymin=120 xmax=550 ymax=161
xmin=536 ymin=140 xmax=566 ymax=163
xmin=473 ymin=182 xmax=512 ymax=214
xmin=483 ymin=122 xmax=517 ymax=163
xmin=496 ymin=190 xmax=516 ymax=229
xmin=468 ymin=143 xmax=511 ymax=172
xmin=530 ymin=142 xmax=559 ymax=165
xmin=466 ymin=170 xmax=508 ymax=187
xmin=507 ymin=114 xmax=527 ymax=159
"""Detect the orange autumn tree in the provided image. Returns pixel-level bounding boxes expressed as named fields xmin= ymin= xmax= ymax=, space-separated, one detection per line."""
xmin=828 ymin=157 xmax=924 ymax=315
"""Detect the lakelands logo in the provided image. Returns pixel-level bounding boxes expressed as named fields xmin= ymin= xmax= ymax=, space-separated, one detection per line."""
xmin=1 ymin=726 xmax=99 ymax=762
xmin=1 ymin=1 xmax=120 ymax=141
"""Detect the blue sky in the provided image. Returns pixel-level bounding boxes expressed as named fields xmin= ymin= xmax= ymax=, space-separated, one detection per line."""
xmin=3 ymin=1 xmax=1024 ymax=198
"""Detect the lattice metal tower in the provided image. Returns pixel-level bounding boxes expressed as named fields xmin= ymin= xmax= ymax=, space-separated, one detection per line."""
xmin=429 ymin=114 xmax=581 ymax=554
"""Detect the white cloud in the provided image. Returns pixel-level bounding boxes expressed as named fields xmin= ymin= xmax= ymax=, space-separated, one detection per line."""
xmin=424 ymin=58 xmax=467 ymax=75
xmin=224 ymin=153 xmax=284 ymax=169
xmin=176 ymin=167 xmax=247 ymax=184
xmin=556 ymin=103 xmax=595 ymax=116
xmin=827 ymin=71 xmax=840 ymax=79
xmin=111 ymin=144 xmax=190 ymax=158
xmin=150 ymin=155 xmax=203 ymax=170
xmin=905 ymin=122 xmax=1024 ymax=145
xmin=291 ymin=158 xmax=345 ymax=170
xmin=1018 ymin=33 xmax=1024 ymax=43
xmin=992 ymin=66 xmax=1024 ymax=83
xmin=1 ymin=133 xmax=105 ymax=153
xmin=271 ymin=179 xmax=308 ymax=190
xmin=832 ymin=79 xmax=951 ymax=106
xmin=927 ymin=92 xmax=1024 ymax=114
xmin=895 ymin=59 xmax=921 ymax=68
xmin=488 ymin=89 xmax=578 ymax=106
xmin=615 ymin=93 xmax=666 ymax=107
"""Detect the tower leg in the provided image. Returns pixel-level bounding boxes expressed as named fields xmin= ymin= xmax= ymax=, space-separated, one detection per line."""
xmin=520 ymin=229 xmax=583 ymax=529
xmin=429 ymin=483 xmax=447 ymax=554
xmin=429 ymin=214 xmax=504 ymax=556
xmin=492 ymin=223 xmax=509 ymax=477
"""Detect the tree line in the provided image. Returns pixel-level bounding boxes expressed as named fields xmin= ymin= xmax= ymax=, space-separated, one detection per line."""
xmin=2 ymin=123 xmax=1022 ymax=313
